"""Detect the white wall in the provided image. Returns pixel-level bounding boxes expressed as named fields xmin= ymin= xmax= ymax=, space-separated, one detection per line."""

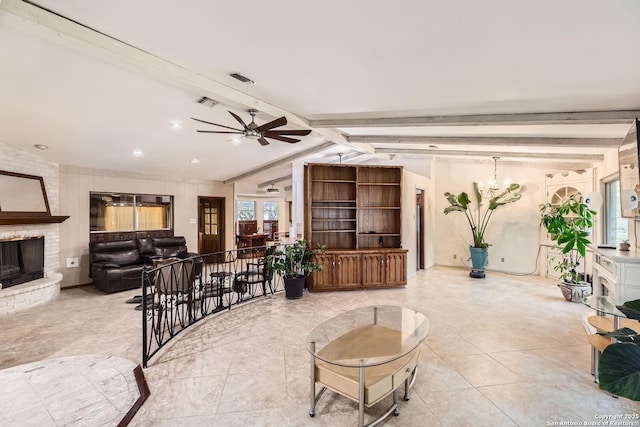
xmin=433 ymin=159 xmax=546 ymax=274
xmin=401 ymin=169 xmax=435 ymax=277
xmin=58 ymin=165 xmax=234 ymax=287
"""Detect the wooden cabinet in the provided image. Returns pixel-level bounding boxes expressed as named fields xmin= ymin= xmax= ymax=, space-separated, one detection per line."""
xmin=312 ymin=252 xmax=361 ymax=291
xmin=305 ymin=163 xmax=407 ymax=291
xmin=361 ymin=250 xmax=407 ymax=288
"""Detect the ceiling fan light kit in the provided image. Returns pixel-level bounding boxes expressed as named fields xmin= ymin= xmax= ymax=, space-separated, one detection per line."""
xmin=191 ymin=109 xmax=311 ymax=146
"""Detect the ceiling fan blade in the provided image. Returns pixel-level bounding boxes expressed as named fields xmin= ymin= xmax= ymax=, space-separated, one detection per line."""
xmin=190 ymin=117 xmax=243 ymax=132
xmin=264 ymin=134 xmax=300 ymax=144
xmin=255 ymin=116 xmax=287 ymax=132
xmin=228 ymin=111 xmax=249 ymax=130
xmin=258 ymin=137 xmax=270 ymax=146
xmin=264 ymin=129 xmax=312 ymax=136
xmin=196 ymin=130 xmax=244 ymax=134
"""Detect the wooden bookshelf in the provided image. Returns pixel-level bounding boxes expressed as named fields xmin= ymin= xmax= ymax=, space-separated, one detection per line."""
xmin=304 ymin=163 xmax=406 ymax=291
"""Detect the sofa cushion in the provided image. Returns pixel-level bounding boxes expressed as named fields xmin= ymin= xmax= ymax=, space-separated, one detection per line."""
xmin=151 ymin=237 xmax=188 ymax=259
xmin=136 ymin=237 xmax=154 ymax=256
xmin=90 ymin=240 xmax=142 ymax=266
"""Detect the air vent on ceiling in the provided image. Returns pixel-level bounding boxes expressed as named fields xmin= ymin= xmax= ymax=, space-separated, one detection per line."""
xmin=229 ymin=72 xmax=256 ymax=84
xmin=196 ymin=96 xmax=219 ymax=107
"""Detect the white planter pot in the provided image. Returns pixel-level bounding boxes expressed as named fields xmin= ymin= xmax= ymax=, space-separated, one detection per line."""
xmin=557 ymin=281 xmax=592 ymax=303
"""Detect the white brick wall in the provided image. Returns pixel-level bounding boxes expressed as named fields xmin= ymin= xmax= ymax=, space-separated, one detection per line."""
xmin=0 ymin=142 xmax=61 ymax=314
xmin=0 ymin=142 xmax=60 ymax=277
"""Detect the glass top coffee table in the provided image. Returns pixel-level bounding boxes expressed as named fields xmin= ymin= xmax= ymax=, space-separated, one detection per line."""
xmin=306 ymin=305 xmax=430 ymax=427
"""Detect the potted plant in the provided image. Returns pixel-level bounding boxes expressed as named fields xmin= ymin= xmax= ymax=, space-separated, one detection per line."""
xmin=267 ymin=239 xmax=325 ymax=299
xmin=539 ymin=194 xmax=596 ymax=302
xmin=597 ymin=299 xmax=640 ymax=401
xmin=444 ymin=182 xmax=522 ymax=273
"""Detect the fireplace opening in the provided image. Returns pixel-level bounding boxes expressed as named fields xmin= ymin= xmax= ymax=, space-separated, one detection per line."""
xmin=0 ymin=237 xmax=44 ymax=288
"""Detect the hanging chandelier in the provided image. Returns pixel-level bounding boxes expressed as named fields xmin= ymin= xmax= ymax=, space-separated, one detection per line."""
xmin=477 ymin=157 xmax=510 ymax=198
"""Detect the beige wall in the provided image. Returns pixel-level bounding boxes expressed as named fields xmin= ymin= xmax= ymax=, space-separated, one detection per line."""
xmin=433 ymin=159 xmax=547 ymax=274
xmin=58 ymin=165 xmax=234 ymax=288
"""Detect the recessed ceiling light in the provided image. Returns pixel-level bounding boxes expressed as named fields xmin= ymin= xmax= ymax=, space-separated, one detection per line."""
xmin=170 ymin=121 xmax=183 ymax=130
xmin=190 ymin=158 xmax=200 ymax=164
xmin=132 ymin=149 xmax=143 ymax=157
xmin=34 ymin=144 xmax=48 ymax=150
xmin=231 ymin=136 xmax=243 ymax=146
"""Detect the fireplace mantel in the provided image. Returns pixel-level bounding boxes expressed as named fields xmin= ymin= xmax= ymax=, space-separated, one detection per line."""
xmin=0 ymin=215 xmax=69 ymax=225
xmin=0 ymin=170 xmax=69 ymax=225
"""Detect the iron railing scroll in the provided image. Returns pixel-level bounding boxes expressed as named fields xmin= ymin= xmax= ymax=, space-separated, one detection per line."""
xmin=142 ymin=244 xmax=285 ymax=367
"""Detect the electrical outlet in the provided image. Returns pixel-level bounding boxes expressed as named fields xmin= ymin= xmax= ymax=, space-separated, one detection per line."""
xmin=501 ymin=257 xmax=505 ymax=262
xmin=453 ymin=254 xmax=457 ymax=259
xmin=66 ymin=257 xmax=79 ymax=268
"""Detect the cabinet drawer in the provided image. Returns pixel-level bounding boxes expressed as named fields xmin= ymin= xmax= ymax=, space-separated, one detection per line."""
xmin=392 ymin=349 xmax=419 ymax=388
xmin=596 ymin=254 xmax=616 ymax=276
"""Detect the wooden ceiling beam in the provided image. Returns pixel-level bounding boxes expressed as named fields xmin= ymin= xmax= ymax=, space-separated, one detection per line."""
xmin=311 ymin=110 xmax=640 ymax=128
xmin=348 ymin=135 xmax=621 ymax=147
xmin=375 ymin=148 xmax=604 ymax=161
xmin=224 ymin=142 xmax=335 ymax=184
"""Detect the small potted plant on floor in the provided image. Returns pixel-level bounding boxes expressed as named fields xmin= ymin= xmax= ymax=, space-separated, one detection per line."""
xmin=539 ymin=194 xmax=596 ymax=302
xmin=267 ymin=239 xmax=325 ymax=299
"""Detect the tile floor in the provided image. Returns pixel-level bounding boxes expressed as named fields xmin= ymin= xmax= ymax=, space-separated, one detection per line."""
xmin=1 ymin=266 xmax=639 ymax=426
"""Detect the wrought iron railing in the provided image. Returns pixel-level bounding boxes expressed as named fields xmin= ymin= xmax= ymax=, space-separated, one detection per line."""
xmin=142 ymin=243 xmax=285 ymax=367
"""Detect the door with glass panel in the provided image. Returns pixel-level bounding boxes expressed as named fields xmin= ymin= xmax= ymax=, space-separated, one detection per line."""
xmin=198 ymin=197 xmax=225 ymax=262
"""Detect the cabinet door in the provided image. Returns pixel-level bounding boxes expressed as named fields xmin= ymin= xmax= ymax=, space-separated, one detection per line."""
xmin=310 ymin=254 xmax=336 ymax=290
xmin=385 ymin=252 xmax=407 ymax=286
xmin=361 ymin=253 xmax=385 ymax=286
xmin=336 ymin=253 xmax=361 ymax=288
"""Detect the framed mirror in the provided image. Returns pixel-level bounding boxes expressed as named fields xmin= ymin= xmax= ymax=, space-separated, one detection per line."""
xmin=0 ymin=170 xmax=50 ymax=217
xmin=0 ymin=170 xmax=67 ymax=225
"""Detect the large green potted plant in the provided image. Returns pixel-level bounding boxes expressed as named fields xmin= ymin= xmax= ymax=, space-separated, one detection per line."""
xmin=267 ymin=239 xmax=325 ymax=299
xmin=444 ymin=182 xmax=522 ymax=271
xmin=539 ymin=194 xmax=596 ymax=302
xmin=597 ymin=299 xmax=640 ymax=401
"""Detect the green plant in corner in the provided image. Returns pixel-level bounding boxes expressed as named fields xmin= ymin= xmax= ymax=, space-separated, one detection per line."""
xmin=444 ymin=182 xmax=522 ymax=249
xmin=539 ymin=194 xmax=596 ymax=284
xmin=597 ymin=299 xmax=640 ymax=401
xmin=266 ymin=239 xmax=325 ymax=279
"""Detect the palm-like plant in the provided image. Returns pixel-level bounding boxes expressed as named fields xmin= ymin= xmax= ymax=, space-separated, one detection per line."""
xmin=444 ymin=182 xmax=522 ymax=248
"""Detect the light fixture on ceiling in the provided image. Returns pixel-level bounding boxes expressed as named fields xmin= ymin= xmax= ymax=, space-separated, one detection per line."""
xmin=190 ymin=158 xmax=200 ymax=164
xmin=266 ymin=184 xmax=280 ymax=194
xmin=477 ymin=156 xmax=510 ymax=197
xmin=169 ymin=121 xmax=183 ymax=130
xmin=34 ymin=144 xmax=48 ymax=150
xmin=132 ymin=149 xmax=143 ymax=157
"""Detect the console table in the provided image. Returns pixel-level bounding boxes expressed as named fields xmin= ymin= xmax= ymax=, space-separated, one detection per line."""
xmin=591 ymin=246 xmax=640 ymax=303
xmin=306 ymin=305 xmax=429 ymax=427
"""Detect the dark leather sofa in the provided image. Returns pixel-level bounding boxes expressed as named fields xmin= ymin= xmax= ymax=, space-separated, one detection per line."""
xmin=90 ymin=236 xmax=199 ymax=293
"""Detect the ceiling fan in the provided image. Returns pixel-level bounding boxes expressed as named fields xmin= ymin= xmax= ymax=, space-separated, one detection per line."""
xmin=191 ymin=109 xmax=311 ymax=146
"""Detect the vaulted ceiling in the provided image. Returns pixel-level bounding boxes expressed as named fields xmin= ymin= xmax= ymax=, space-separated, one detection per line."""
xmin=1 ymin=0 xmax=639 ymax=190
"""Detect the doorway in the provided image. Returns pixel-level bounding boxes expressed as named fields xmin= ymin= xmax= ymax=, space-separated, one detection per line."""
xmin=198 ymin=197 xmax=225 ymax=262
xmin=416 ymin=189 xmax=425 ymax=270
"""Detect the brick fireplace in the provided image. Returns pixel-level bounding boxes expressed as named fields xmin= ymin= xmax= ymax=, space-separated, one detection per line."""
xmin=0 ymin=142 xmax=63 ymax=316
xmin=0 ymin=236 xmax=44 ymax=288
